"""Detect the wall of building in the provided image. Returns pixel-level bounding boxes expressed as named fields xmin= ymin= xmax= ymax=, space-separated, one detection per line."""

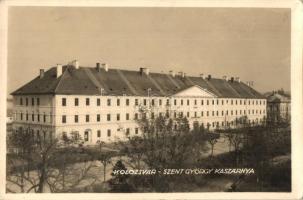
xmin=12 ymin=94 xmax=267 ymax=144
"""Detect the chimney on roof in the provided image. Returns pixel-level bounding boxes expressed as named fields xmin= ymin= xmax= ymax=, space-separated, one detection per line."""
xmin=39 ymin=69 xmax=45 ymax=79
xmin=140 ymin=67 xmax=149 ymax=75
xmin=200 ymin=73 xmax=205 ymax=79
xmin=169 ymin=70 xmax=175 ymax=77
xmin=96 ymin=63 xmax=101 ymax=72
xmin=102 ymin=63 xmax=108 ymax=72
xmin=72 ymin=60 xmax=79 ymax=69
xmin=230 ymin=77 xmax=234 ymax=82
xmin=223 ymin=75 xmax=228 ymax=81
xmin=56 ymin=64 xmax=62 ymax=78
xmin=207 ymin=74 xmax=211 ymax=80
xmin=178 ymin=72 xmax=185 ymax=78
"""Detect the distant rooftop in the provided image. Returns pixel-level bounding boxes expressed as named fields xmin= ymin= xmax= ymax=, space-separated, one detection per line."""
xmin=11 ymin=61 xmax=264 ymax=99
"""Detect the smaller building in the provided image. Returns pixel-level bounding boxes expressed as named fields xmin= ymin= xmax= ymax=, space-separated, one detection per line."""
xmin=266 ymin=91 xmax=291 ymax=123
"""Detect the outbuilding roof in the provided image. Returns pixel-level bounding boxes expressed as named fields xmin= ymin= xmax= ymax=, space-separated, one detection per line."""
xmin=11 ymin=65 xmax=265 ymax=99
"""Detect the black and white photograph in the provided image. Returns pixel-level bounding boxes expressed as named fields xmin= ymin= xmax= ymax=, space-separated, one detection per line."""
xmin=0 ymin=0 xmax=302 ymax=199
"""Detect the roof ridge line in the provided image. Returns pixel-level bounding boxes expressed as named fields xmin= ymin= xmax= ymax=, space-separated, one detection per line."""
xmin=202 ymin=79 xmax=223 ymax=97
xmin=146 ymin=75 xmax=166 ymax=96
xmin=225 ymin=82 xmax=242 ymax=98
xmin=116 ymin=69 xmax=139 ymax=96
xmin=83 ymin=68 xmax=103 ymax=90
xmin=54 ymin=67 xmax=68 ymax=93
xmin=165 ymin=74 xmax=181 ymax=89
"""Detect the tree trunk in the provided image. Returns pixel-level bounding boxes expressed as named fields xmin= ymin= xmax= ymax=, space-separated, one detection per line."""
xmin=103 ymin=163 xmax=106 ymax=182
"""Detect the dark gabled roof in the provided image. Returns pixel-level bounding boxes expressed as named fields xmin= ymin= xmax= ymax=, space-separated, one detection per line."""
xmin=267 ymin=93 xmax=291 ymax=103
xmin=11 ymin=65 xmax=265 ymax=99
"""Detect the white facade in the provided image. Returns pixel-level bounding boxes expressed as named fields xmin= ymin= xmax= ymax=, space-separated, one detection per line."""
xmin=12 ymin=85 xmax=267 ymax=144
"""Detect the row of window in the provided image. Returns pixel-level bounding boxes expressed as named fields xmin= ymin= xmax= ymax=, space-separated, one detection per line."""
xmin=16 ymin=107 xmax=266 ymax=123
xmin=94 ymin=127 xmax=140 ymax=140
xmin=59 ymin=109 xmax=266 ymax=124
xmin=61 ymin=97 xmax=266 ymax=107
xmin=84 ymin=117 xmax=265 ymax=141
xmin=16 ymin=96 xmax=266 ymax=107
xmin=19 ymin=97 xmax=40 ymax=106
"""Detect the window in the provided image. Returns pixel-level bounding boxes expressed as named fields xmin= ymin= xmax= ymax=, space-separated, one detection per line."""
xmin=37 ymin=114 xmax=40 ymax=122
xmin=181 ymin=99 xmax=184 ymax=105
xmin=174 ymin=112 xmax=177 ymax=118
xmin=62 ymin=98 xmax=66 ymax=106
xmin=107 ymin=129 xmax=111 ymax=137
xmin=212 ymin=111 xmax=214 ymax=116
xmin=187 ymin=99 xmax=190 ymax=106
xmin=217 ymin=100 xmax=219 ymax=105
xmin=231 ymin=100 xmax=233 ymax=105
xmin=20 ymin=113 xmax=23 ymax=120
xmin=143 ymin=99 xmax=147 ymax=106
xmin=117 ymin=114 xmax=120 ymax=121
xmin=26 ymin=113 xmax=29 ymax=121
xmin=107 ymin=114 xmax=111 ymax=121
xmin=236 ymin=100 xmax=237 ymax=105
xmin=20 ymin=98 xmax=23 ymax=105
xmin=207 ymin=111 xmax=209 ymax=116
xmin=134 ymin=113 xmax=138 ymax=120
xmin=126 ymin=99 xmax=130 ymax=106
xmin=97 ymin=114 xmax=100 ymax=122
xmin=222 ymin=100 xmax=224 ymax=105
xmin=126 ymin=113 xmax=129 ymax=120
xmin=240 ymin=100 xmax=242 ymax=105
xmin=75 ymin=115 xmax=78 ymax=123
xmin=152 ymin=99 xmax=155 ymax=106
xmin=226 ymin=110 xmax=228 ymax=116
xmin=107 ymin=99 xmax=111 ymax=106
xmin=201 ymin=100 xmax=204 ymax=105
xmin=117 ymin=99 xmax=120 ymax=106
xmin=43 ymin=114 xmax=46 ymax=122
xmin=187 ymin=112 xmax=190 ymax=117
xmin=32 ymin=113 xmax=34 ymax=121
xmin=212 ymin=100 xmax=214 ymax=105
xmin=135 ymin=99 xmax=138 ymax=106
xmin=166 ymin=99 xmax=170 ymax=106
xmin=62 ymin=115 xmax=66 ymax=123
xmin=32 ymin=98 xmax=34 ymax=106
xmin=231 ymin=110 xmax=233 ymax=115
xmin=207 ymin=100 xmax=209 ymax=105
xmin=194 ymin=112 xmax=197 ymax=117
xmin=126 ymin=128 xmax=130 ymax=135
xmin=201 ymin=111 xmax=204 ymax=117
xmin=151 ymin=112 xmax=155 ymax=119
xmin=37 ymin=98 xmax=40 ymax=106
xmin=97 ymin=130 xmax=101 ymax=137
xmin=135 ymin=128 xmax=139 ymax=134
xmin=159 ymin=99 xmax=162 ymax=106
xmin=222 ymin=111 xmax=224 ymax=116
xmin=75 ymin=98 xmax=79 ymax=106
xmin=236 ymin=110 xmax=238 ymax=115
xmin=217 ymin=111 xmax=219 ymax=116
xmin=174 ymin=99 xmax=177 ymax=106
xmin=86 ymin=115 xmax=89 ymax=122
xmin=97 ymin=98 xmax=101 ymax=106
xmin=26 ymin=98 xmax=28 ymax=106
xmin=86 ymin=98 xmax=90 ymax=106
xmin=194 ymin=99 xmax=197 ymax=105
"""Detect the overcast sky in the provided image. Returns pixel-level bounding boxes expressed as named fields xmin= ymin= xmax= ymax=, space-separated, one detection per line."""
xmin=8 ymin=7 xmax=290 ymax=95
